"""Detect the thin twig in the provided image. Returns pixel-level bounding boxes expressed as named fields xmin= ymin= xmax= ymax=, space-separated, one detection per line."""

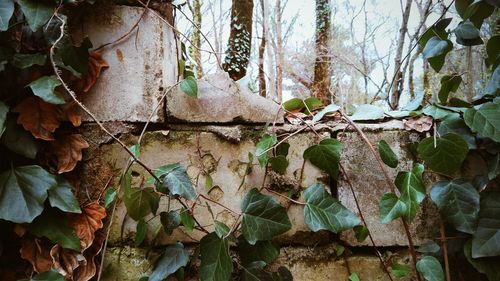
xmin=439 ymin=216 xmax=451 ymax=281
xmin=264 ymin=187 xmax=306 ymax=205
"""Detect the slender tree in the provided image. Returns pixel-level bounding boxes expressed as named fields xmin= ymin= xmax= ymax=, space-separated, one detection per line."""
xmin=312 ymin=0 xmax=333 ymax=104
xmin=275 ymin=0 xmax=284 ymax=102
xmin=258 ymin=0 xmax=268 ymax=97
xmin=223 ymin=0 xmax=254 ymax=80
xmin=188 ymin=0 xmax=203 ymax=78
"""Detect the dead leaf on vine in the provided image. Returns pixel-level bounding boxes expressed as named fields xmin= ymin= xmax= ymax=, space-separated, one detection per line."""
xmin=403 ymin=116 xmax=433 ymax=132
xmin=20 ymin=238 xmax=53 ymax=273
xmin=50 ymin=245 xmax=85 ymax=278
xmin=61 ymin=102 xmax=82 ymax=127
xmin=13 ymin=97 xmax=61 ymax=141
xmin=68 ymin=203 xmax=106 ymax=251
xmin=74 ymin=230 xmax=106 ymax=281
xmin=83 ymin=51 xmax=109 ymax=93
xmin=51 ymin=134 xmax=89 ymax=174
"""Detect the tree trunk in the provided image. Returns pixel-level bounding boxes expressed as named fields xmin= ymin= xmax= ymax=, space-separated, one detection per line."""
xmin=223 ymin=0 xmax=254 ymax=81
xmin=390 ymin=0 xmax=413 ymax=109
xmin=188 ymin=0 xmax=203 ymax=78
xmin=312 ymin=0 xmax=332 ymax=104
xmin=258 ymin=0 xmax=267 ymax=97
xmin=275 ymin=0 xmax=284 ymax=103
xmin=466 ymin=46 xmax=473 ymax=102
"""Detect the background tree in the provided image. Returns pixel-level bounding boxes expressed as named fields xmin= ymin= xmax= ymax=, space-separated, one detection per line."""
xmin=312 ymin=0 xmax=333 ymax=104
xmin=188 ymin=0 xmax=203 ymax=78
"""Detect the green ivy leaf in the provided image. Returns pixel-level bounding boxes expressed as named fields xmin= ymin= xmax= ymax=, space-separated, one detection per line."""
xmin=275 ymin=142 xmax=290 ymax=157
xmin=158 ymin=163 xmax=196 ymax=200
xmin=47 ymin=178 xmax=81 ymax=214
xmin=123 ymin=186 xmax=159 ymax=221
xmin=487 ymin=153 xmax=500 ymax=180
xmin=0 ymin=165 xmax=56 ymax=223
xmin=424 ymin=37 xmax=453 ymax=72
xmin=19 ymin=270 xmax=65 ymax=281
xmin=486 ymin=35 xmax=500 ymax=68
xmin=0 ymin=101 xmax=8 ymax=138
xmin=269 ymin=155 xmax=288 ymax=174
xmin=0 ymin=0 xmax=14 ymax=31
xmin=472 ymin=192 xmax=500 ymax=258
xmin=134 ymin=219 xmax=147 ymax=247
xmin=438 ymin=75 xmax=462 ymax=104
xmin=27 ymin=76 xmax=65 ymax=104
xmin=350 ymin=104 xmax=384 ymax=121
xmin=391 ymin=263 xmax=409 ymax=278
xmin=416 ymin=256 xmax=444 ymax=281
xmin=150 ymin=243 xmax=190 ymax=281
xmin=304 ymin=183 xmax=360 ymax=233
xmin=417 ymin=133 xmax=469 ymax=176
xmin=214 ymin=220 xmax=230 ymax=238
xmin=303 ymin=139 xmax=342 ymax=180
xmin=379 ymin=192 xmax=407 ymax=224
xmin=256 ymin=134 xmax=277 ymax=167
xmin=242 ymin=261 xmax=272 ymax=281
xmin=160 ymin=210 xmax=181 ymax=235
xmin=180 ymin=76 xmax=198 ymax=98
xmin=303 ymin=97 xmax=323 ymax=114
xmin=484 ymin=66 xmax=500 ymax=96
xmin=237 ymin=236 xmax=279 ymax=265
xmin=28 ymin=208 xmax=81 ymax=251
xmin=464 ymin=102 xmax=500 ymax=142
xmin=353 ymin=225 xmax=369 ymax=242
xmin=348 ymin=272 xmax=360 ymax=281
xmin=312 ymin=103 xmax=340 ymax=123
xmin=1 ymin=117 xmax=38 ymax=159
xmin=12 ymin=53 xmax=46 ymax=69
xmin=378 ymin=140 xmax=398 ymax=168
xmin=55 ymin=37 xmax=92 ymax=78
xmin=395 ymin=164 xmax=426 ymax=221
xmin=180 ymin=207 xmax=195 ymax=233
xmin=104 ymin=188 xmax=117 ymax=209
xmin=430 ymin=179 xmax=479 ymax=234
xmin=241 ymin=188 xmax=291 ymax=244
xmin=282 ymin=98 xmax=304 ymax=112
xmin=418 ymin=240 xmax=441 ymax=253
xmin=423 ymin=105 xmax=458 ymax=120
xmin=200 ymin=232 xmax=233 ymax=281
xmin=464 ymin=240 xmax=500 ymax=281
xmin=18 ymin=0 xmax=55 ymax=32
xmin=438 ymin=115 xmax=477 ymax=149
xmin=455 ymin=20 xmax=482 ymax=46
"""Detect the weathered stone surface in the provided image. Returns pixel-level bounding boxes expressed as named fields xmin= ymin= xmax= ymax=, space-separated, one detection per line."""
xmin=338 ymin=130 xmax=440 ymax=246
xmin=100 ymin=247 xmax=158 ymax=281
xmin=166 ymin=72 xmax=284 ymax=124
xmin=85 ymin=130 xmax=326 ymax=245
xmin=76 ymin=5 xmax=177 ymax=122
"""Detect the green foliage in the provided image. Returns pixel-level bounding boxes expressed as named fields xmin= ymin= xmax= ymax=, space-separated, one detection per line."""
xmin=157 ymin=163 xmax=196 ymax=200
xmin=47 ymin=178 xmax=82 ymax=214
xmin=485 ymin=66 xmax=500 ymax=96
xmin=416 ymin=256 xmax=444 ymax=281
xmin=134 ymin=219 xmax=147 ymax=247
xmin=303 ymin=139 xmax=342 ymax=180
xmin=437 ymin=115 xmax=477 ymax=149
xmin=0 ymin=0 xmax=14 ymax=31
xmin=391 ymin=263 xmax=409 ymax=278
xmin=303 ymin=183 xmax=360 ymax=233
xmin=438 ymin=75 xmax=462 ymax=104
xmin=12 ymin=53 xmax=47 ymax=69
xmin=312 ymin=103 xmax=340 ymax=122
xmin=55 ymin=37 xmax=92 ymax=78
xmin=160 ymin=210 xmax=181 ymax=235
xmin=180 ymin=76 xmax=198 ymax=98
xmin=104 ymin=188 xmax=117 ymax=209
xmin=395 ymin=164 xmax=425 ymax=221
xmin=269 ymin=155 xmax=288 ymax=174
xmin=19 ymin=270 xmax=65 ymax=281
xmin=241 ymin=188 xmax=291 ymax=244
xmin=378 ymin=140 xmax=398 ymax=168
xmin=214 ymin=220 xmax=230 ymax=238
xmin=417 ymin=133 xmax=469 ymax=176
xmin=0 ymin=101 xmax=8 ymax=138
xmin=150 ymin=243 xmax=190 ymax=281
xmin=430 ymin=179 xmax=480 ymax=234
xmin=0 ymin=165 xmax=56 ymax=223
xmin=28 ymin=208 xmax=81 ymax=251
xmin=256 ymin=134 xmax=277 ymax=167
xmin=348 ymin=272 xmax=360 ymax=281
xmin=464 ymin=102 xmax=500 ymax=142
xmin=472 ymin=192 xmax=500 ymax=258
xmin=200 ymin=232 xmax=233 ymax=281
xmin=464 ymin=241 xmax=500 ymax=281
xmin=123 ymin=172 xmax=159 ymax=221
xmin=1 ymin=118 xmax=38 ymax=158
xmin=17 ymin=0 xmax=55 ymax=32
xmin=237 ymin=236 xmax=279 ymax=265
xmin=353 ymin=225 xmax=369 ymax=242
xmin=422 ymin=36 xmax=453 ymax=72
xmin=350 ymin=104 xmax=384 ymax=121
xmin=379 ymin=192 xmax=407 ymax=224
xmin=180 ymin=207 xmax=195 ymax=233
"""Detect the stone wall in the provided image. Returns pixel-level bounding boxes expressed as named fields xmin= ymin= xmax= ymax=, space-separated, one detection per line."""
xmin=79 ymin=4 xmax=441 ymax=281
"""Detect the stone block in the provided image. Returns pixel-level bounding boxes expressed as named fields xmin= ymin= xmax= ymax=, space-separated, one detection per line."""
xmin=76 ymin=5 xmax=177 ymax=122
xmin=338 ymin=130 xmax=439 ymax=246
xmin=166 ymin=73 xmax=284 ymax=124
xmin=84 ymin=130 xmax=326 ymax=246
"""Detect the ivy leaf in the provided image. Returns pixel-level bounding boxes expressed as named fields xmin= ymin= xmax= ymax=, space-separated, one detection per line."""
xmin=464 ymin=102 xmax=500 ymax=142
xmin=422 ymin=36 xmax=452 ymax=59
xmin=378 ymin=140 xmax=398 ymax=168
xmin=0 ymin=165 xmax=56 ymax=223
xmin=12 ymin=53 xmax=46 ymax=69
xmin=313 ymin=103 xmax=340 ymax=123
xmin=269 ymin=155 xmax=288 ymax=174
xmin=487 ymin=153 xmax=500 ymax=180
xmin=304 ymin=183 xmax=360 ymax=233
xmin=1 ymin=118 xmax=38 ymax=159
xmin=484 ymin=66 xmax=500 ymax=96
xmin=350 ymin=104 xmax=384 ymax=121
xmin=134 ymin=219 xmax=147 ymax=247
xmin=455 ymin=20 xmax=482 ymax=45
xmin=438 ymin=115 xmax=477 ymax=149
xmin=417 ymin=133 xmax=469 ymax=176
xmin=275 ymin=142 xmax=290 ymax=157
xmin=416 ymin=256 xmax=444 ymax=281
xmin=348 ymin=273 xmax=361 ymax=281
xmin=430 ymin=179 xmax=480 ymax=234
xmin=379 ymin=192 xmax=407 ymax=224
xmin=19 ymin=270 xmax=65 ymax=281
xmin=150 ymin=243 xmax=190 ymax=281
xmin=237 ymin=236 xmax=279 ymax=265
xmin=303 ymin=139 xmax=342 ymax=180
xmin=55 ymin=37 xmax=92 ymax=78
xmin=418 ymin=240 xmax=441 ymax=253
xmin=48 ymin=178 xmax=81 ymax=214
xmin=353 ymin=225 xmax=369 ymax=242
xmin=123 ymin=186 xmax=159 ymax=221
xmin=241 ymin=188 xmax=291 ymax=245
xmin=200 ymin=232 xmax=233 ymax=281
xmin=391 ymin=263 xmax=409 ymax=278
xmin=180 ymin=208 xmax=195 ymax=233
xmin=423 ymin=105 xmax=458 ymax=120
xmin=159 ymin=163 xmax=196 ymax=200
xmin=395 ymin=164 xmax=426 ymax=221
xmin=486 ymin=35 xmax=500 ymax=68
xmin=242 ymin=261 xmax=272 ymax=281
xmin=160 ymin=210 xmax=180 ymax=235
xmin=0 ymin=101 xmax=8 ymax=138
xmin=438 ymin=75 xmax=462 ymax=104
xmin=0 ymin=0 xmax=14 ymax=31
xmin=403 ymin=91 xmax=425 ymax=111
xmin=256 ymin=134 xmax=277 ymax=167
xmin=282 ymin=98 xmax=304 ymax=111
xmin=180 ymin=76 xmax=198 ymax=98
xmin=464 ymin=240 xmax=500 ymax=281
xmin=18 ymin=0 xmax=55 ymax=32
xmin=28 ymin=208 xmax=81 ymax=251
xmin=303 ymin=97 xmax=323 ymax=114
xmin=104 ymin=188 xmax=117 ymax=209
xmin=472 ymin=192 xmax=500 ymax=258
xmin=214 ymin=220 xmax=230 ymax=238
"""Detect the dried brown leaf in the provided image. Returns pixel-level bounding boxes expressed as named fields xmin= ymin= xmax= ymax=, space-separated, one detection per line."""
xmin=61 ymin=102 xmax=82 ymax=127
xmin=19 ymin=238 xmax=53 ymax=273
xmin=51 ymin=134 xmax=89 ymax=174
xmin=73 ymin=230 xmax=106 ymax=281
xmin=50 ymin=245 xmax=85 ymax=278
xmin=12 ymin=97 xmax=61 ymax=141
xmin=68 ymin=203 xmax=106 ymax=251
xmin=403 ymin=116 xmax=433 ymax=133
xmin=83 ymin=52 xmax=109 ymax=93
